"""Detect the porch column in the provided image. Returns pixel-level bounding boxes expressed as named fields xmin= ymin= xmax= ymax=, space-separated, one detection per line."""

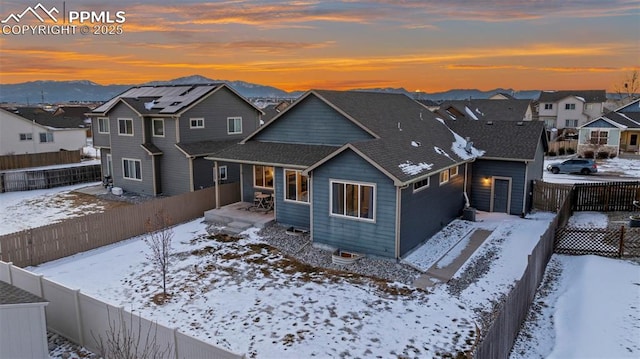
xmin=214 ymin=161 xmax=220 ymax=209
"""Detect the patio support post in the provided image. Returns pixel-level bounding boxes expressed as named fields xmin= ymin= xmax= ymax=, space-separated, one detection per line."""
xmin=214 ymin=161 xmax=220 ymax=209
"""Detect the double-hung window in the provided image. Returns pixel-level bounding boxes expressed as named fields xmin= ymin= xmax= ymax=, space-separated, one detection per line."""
xmin=450 ymin=166 xmax=459 ymax=177
xmin=122 ymin=158 xmax=141 ymax=180
xmin=227 ymin=117 xmax=242 ymax=134
xmin=19 ymin=133 xmax=33 ymax=141
xmin=413 ymin=177 xmax=430 ymax=192
xmin=152 ymin=118 xmax=164 ymax=137
xmin=98 ymin=118 xmax=110 ymax=133
xmin=331 ymin=180 xmax=375 ymax=221
xmin=590 ymin=130 xmax=609 ymax=145
xmin=544 ymin=103 xmax=553 ymax=110
xmin=565 ymin=119 xmax=578 ymax=128
xmin=39 ymin=132 xmax=53 ymax=143
xmin=565 ymin=103 xmax=576 ymax=110
xmin=118 ymin=118 xmax=133 ymax=136
xmin=284 ymin=169 xmax=309 ymax=203
xmin=254 ymin=165 xmax=274 ymax=189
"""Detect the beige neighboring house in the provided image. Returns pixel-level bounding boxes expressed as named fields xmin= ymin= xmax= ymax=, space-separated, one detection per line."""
xmin=0 ymin=108 xmax=87 ymax=156
xmin=537 ymin=90 xmax=607 ymax=131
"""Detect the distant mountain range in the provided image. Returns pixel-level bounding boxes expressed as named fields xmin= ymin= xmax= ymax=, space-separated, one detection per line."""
xmin=0 ymin=74 xmax=550 ymax=104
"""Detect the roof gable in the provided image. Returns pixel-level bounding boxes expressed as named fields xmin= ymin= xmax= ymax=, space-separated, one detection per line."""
xmin=436 ymin=99 xmax=531 ymax=121
xmin=538 ymin=90 xmax=606 ymax=103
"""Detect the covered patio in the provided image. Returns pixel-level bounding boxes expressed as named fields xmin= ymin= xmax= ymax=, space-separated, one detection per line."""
xmin=204 ymin=201 xmax=275 ymax=234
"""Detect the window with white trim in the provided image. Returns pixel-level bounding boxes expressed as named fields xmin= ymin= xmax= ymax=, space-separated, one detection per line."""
xmin=254 ymin=165 xmax=274 ymax=189
xmin=413 ymin=177 xmax=430 ymax=192
xmin=39 ymin=132 xmax=53 ymax=143
xmin=450 ymin=166 xmax=459 ymax=177
xmin=590 ymin=130 xmax=609 ymax=145
xmin=544 ymin=103 xmax=553 ymax=110
xmin=122 ymin=158 xmax=141 ymax=180
xmin=98 ymin=117 xmax=110 ymax=133
xmin=190 ymin=118 xmax=204 ymax=129
xmin=19 ymin=133 xmax=32 ymax=141
xmin=439 ymin=170 xmax=449 ymax=185
xmin=565 ymin=103 xmax=576 ymax=110
xmin=118 ymin=118 xmax=133 ymax=135
xmin=218 ymin=166 xmax=227 ymax=181
xmin=284 ymin=169 xmax=309 ymax=203
xmin=227 ymin=117 xmax=242 ymax=134
xmin=331 ymin=180 xmax=375 ymax=220
xmin=565 ymin=119 xmax=578 ymax=128
xmin=152 ymin=118 xmax=164 ymax=137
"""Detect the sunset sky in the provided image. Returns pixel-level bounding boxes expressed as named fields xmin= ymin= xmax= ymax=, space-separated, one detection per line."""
xmin=0 ymin=0 xmax=638 ymax=92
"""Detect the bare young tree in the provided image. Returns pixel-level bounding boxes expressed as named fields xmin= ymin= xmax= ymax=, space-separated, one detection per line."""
xmin=144 ymin=210 xmax=174 ymax=302
xmin=614 ymin=70 xmax=639 ymax=105
xmin=93 ymin=308 xmax=172 ymax=359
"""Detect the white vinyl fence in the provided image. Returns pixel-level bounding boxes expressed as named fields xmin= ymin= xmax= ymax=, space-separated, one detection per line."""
xmin=0 ymin=261 xmax=245 ymax=359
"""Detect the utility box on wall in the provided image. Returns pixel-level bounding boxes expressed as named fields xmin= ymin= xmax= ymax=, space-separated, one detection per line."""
xmin=0 ymin=281 xmax=49 ymax=359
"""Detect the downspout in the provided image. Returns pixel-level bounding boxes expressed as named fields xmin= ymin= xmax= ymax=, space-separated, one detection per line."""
xmin=309 ymin=172 xmax=314 ymax=243
xmin=188 ymin=157 xmax=194 ymax=192
xmin=463 ymin=160 xmax=475 ymax=208
xmin=214 ymin=161 xmax=220 ymax=209
xmin=395 ymin=186 xmax=402 ymax=259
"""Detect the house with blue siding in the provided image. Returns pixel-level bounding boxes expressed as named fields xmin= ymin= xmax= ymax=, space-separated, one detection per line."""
xmin=89 ymin=84 xmax=263 ymax=196
xmin=207 ymin=90 xmax=486 ymax=259
xmin=577 ymin=99 xmax=640 ymax=156
xmin=447 ymin=121 xmax=548 ymax=216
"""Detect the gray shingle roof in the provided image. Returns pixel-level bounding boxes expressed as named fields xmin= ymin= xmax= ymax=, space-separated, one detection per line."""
xmin=0 ymin=281 xmax=47 ymax=305
xmin=602 ymin=112 xmax=640 ymax=129
xmin=207 ymin=141 xmax=338 ymax=168
xmin=141 ymin=143 xmax=163 ymax=156
xmin=447 ymin=120 xmax=546 ymax=161
xmin=537 ymin=90 xmax=607 ymax=103
xmin=176 ymin=140 xmax=240 ymax=157
xmin=7 ymin=107 xmax=88 ymax=129
xmin=436 ymin=99 xmax=532 ymax=122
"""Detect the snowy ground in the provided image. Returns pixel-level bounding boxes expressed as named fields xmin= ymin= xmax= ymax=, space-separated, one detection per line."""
xmin=2 ymin=173 xmax=638 ymax=357
xmin=543 ymin=156 xmax=640 ymax=184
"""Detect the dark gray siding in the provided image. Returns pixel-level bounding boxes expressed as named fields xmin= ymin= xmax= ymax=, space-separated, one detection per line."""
xmin=311 ymin=150 xmax=397 ymax=258
xmin=145 ymin=117 xmax=189 ymax=196
xmin=254 ymin=96 xmax=373 ymax=145
xmin=274 ymin=167 xmax=310 ymax=229
xmin=91 ymin=116 xmax=111 ymax=148
xmin=108 ymin=104 xmax=155 ymax=195
xmin=524 ymin=140 xmax=545 ymax=213
xmin=584 ymin=118 xmax=616 ymax=128
xmin=240 ymin=164 xmax=274 ymax=203
xmin=179 ymin=87 xmax=261 ymax=143
xmin=399 ymin=169 xmax=465 ymax=256
xmin=193 ymin=157 xmax=214 ymax=190
xmin=470 ymin=160 xmax=526 ymax=215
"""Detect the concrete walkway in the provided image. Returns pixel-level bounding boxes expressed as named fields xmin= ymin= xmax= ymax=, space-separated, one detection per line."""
xmin=413 ymin=229 xmax=493 ymax=289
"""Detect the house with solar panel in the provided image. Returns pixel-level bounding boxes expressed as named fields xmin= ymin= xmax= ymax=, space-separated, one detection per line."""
xmin=89 ymin=84 xmax=263 ymax=196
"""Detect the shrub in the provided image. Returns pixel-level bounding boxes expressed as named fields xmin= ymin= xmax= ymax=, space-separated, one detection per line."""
xmin=583 ymin=150 xmax=595 ymax=159
xmin=566 ymin=148 xmax=576 ymax=155
xmin=609 ymin=152 xmax=617 ymax=159
xmin=597 ymin=151 xmax=609 ymax=159
xmin=547 ymin=150 xmax=557 ymax=157
xmin=558 ymin=147 xmax=566 ymax=156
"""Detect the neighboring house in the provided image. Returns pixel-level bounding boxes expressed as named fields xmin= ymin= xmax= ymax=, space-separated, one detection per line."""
xmin=0 ymin=108 xmax=87 ymax=155
xmin=88 ymin=83 xmax=264 ymax=196
xmin=52 ymin=105 xmax=93 ymax=136
xmin=577 ymin=99 xmax=640 ymax=156
xmin=537 ymin=90 xmax=606 ymax=131
xmin=207 ymin=90 xmax=491 ymax=259
xmin=447 ymin=121 xmax=548 ymax=215
xmin=415 ymin=98 xmax=440 ymax=112
xmin=489 ymin=92 xmax=516 ymax=100
xmin=434 ymin=99 xmax=534 ymax=122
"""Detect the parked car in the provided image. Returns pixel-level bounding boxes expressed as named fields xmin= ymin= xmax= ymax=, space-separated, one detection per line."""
xmin=546 ymin=158 xmax=598 ymax=174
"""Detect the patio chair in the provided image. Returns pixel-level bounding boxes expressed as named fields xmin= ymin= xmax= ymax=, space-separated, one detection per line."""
xmin=253 ymin=191 xmax=263 ymax=207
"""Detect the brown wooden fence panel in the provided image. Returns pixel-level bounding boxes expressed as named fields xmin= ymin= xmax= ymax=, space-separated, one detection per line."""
xmin=0 ymin=185 xmax=229 ymax=267
xmin=572 ymin=181 xmax=640 ymax=212
xmin=532 ymin=180 xmax=573 ymax=212
xmin=0 ymin=150 xmax=82 ymax=171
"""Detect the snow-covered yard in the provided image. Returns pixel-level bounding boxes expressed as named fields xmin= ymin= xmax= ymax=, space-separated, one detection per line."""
xmin=543 ymin=156 xmax=640 ymax=184
xmin=2 ymin=172 xmax=638 ymax=358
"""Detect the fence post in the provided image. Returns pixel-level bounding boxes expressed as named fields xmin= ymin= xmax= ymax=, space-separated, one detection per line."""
xmin=619 ymin=226 xmax=625 ymax=258
xmin=173 ymin=328 xmax=180 ymax=359
xmin=75 ymin=289 xmax=85 ymax=346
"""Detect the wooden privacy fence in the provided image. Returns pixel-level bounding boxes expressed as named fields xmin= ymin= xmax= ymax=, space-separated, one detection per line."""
xmin=0 ymin=150 xmax=81 ymax=170
xmin=0 ymin=164 xmax=101 ymax=192
xmin=533 ymin=180 xmax=640 ymax=213
xmin=555 ymin=226 xmax=640 ymax=258
xmin=572 ymin=181 xmax=640 ymax=211
xmin=0 ymin=262 xmax=245 ymax=359
xmin=0 ymin=183 xmax=239 ymax=267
